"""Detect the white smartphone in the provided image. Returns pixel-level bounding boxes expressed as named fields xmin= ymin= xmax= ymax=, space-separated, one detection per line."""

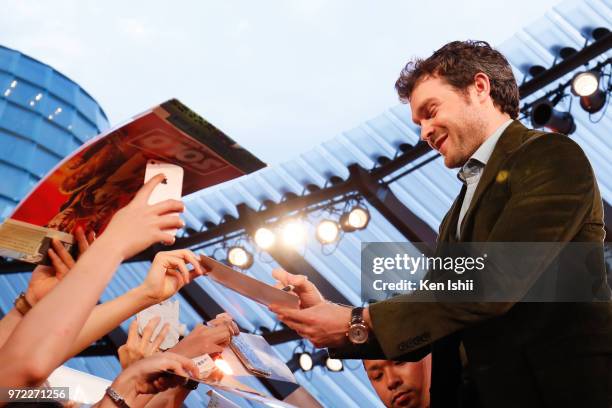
xmin=144 ymin=160 xmax=184 ymax=236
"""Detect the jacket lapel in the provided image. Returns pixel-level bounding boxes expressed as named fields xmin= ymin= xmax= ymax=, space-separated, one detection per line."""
xmin=438 ymin=185 xmax=466 ymax=244
xmin=458 ymin=120 xmax=529 ymax=241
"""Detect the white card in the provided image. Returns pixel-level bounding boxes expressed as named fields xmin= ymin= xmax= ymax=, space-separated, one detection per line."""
xmin=136 ymin=299 xmax=184 ymax=350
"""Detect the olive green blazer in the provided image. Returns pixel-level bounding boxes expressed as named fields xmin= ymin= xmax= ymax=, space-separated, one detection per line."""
xmin=332 ymin=121 xmax=612 ymax=407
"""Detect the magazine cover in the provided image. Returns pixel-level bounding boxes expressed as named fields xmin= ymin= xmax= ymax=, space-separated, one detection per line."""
xmin=0 ymin=99 xmax=266 ymax=264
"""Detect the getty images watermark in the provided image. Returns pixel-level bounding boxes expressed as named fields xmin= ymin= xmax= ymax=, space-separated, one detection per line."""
xmin=361 ymin=242 xmax=612 ymax=303
xmin=370 ymin=251 xmax=483 ymax=292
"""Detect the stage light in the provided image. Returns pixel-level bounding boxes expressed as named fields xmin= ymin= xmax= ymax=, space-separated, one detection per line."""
xmin=530 ymin=101 xmax=576 ymax=135
xmin=340 ymin=206 xmax=371 ymax=232
xmin=254 ymin=227 xmax=276 ymax=250
xmin=325 ymin=357 xmax=344 ymax=372
xmin=571 ymin=71 xmax=599 ymax=97
xmin=591 ymin=27 xmax=610 ymax=41
xmin=298 ymin=352 xmax=313 ymax=371
xmin=281 ymin=220 xmax=307 ymax=248
xmin=316 ymin=219 xmax=340 ymax=244
xmin=528 ymin=65 xmax=546 ymax=78
xmin=571 ymin=71 xmax=607 ymax=113
xmin=227 ymin=246 xmax=253 ymax=269
xmin=579 ymin=90 xmax=607 ymax=114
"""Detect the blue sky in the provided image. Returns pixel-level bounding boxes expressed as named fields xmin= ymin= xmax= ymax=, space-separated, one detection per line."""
xmin=1 ymin=0 xmax=561 ymax=164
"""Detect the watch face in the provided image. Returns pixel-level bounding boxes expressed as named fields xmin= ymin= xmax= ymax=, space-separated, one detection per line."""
xmin=349 ymin=324 xmax=368 ymax=344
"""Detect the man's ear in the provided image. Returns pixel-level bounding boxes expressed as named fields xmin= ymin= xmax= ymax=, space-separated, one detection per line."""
xmin=473 ymin=72 xmax=491 ymax=102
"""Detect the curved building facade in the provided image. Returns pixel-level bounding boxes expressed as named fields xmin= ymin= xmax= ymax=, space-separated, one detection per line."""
xmin=0 ymin=44 xmax=109 ymax=219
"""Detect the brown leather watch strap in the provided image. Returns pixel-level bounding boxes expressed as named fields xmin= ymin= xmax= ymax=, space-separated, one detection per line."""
xmin=14 ymin=292 xmax=32 ymax=316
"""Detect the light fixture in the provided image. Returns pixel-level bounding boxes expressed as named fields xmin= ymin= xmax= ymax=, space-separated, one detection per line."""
xmin=10 ymin=80 xmax=17 ymax=88
xmin=559 ymin=47 xmax=577 ymax=60
xmin=528 ymin=65 xmax=546 ymax=78
xmin=227 ymin=246 xmax=253 ymax=269
xmin=316 ymin=219 xmax=340 ymax=244
xmin=591 ymin=27 xmax=610 ymax=41
xmin=35 ymin=93 xmax=43 ymax=101
xmin=281 ymin=219 xmax=307 ymax=248
xmin=298 ymin=352 xmax=313 ymax=371
xmin=325 ymin=357 xmax=344 ymax=372
xmin=579 ymin=90 xmax=607 ymax=114
xmin=530 ymin=100 xmax=576 ymax=135
xmin=571 ymin=71 xmax=607 ymax=113
xmin=340 ymin=206 xmax=371 ymax=232
xmin=571 ymin=71 xmax=600 ymax=97
xmin=253 ymin=227 xmax=276 ymax=250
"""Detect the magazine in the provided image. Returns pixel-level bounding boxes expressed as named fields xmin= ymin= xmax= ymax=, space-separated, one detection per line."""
xmin=0 ymin=99 xmax=265 ymax=264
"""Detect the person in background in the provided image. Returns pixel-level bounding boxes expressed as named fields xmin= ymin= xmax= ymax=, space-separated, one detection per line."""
xmin=364 ymin=356 xmax=431 ymax=408
xmin=116 ymin=313 xmax=239 ymax=408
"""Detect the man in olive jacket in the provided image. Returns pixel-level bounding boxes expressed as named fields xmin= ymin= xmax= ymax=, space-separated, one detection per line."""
xmin=269 ymin=41 xmax=612 ymax=408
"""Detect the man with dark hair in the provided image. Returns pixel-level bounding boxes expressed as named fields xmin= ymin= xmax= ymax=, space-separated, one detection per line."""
xmin=270 ymin=40 xmax=612 ymax=407
xmin=364 ymin=355 xmax=431 ymax=408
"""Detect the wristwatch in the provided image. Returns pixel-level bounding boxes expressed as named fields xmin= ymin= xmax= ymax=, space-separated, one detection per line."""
xmin=347 ymin=307 xmax=369 ymax=344
xmin=184 ymin=379 xmax=199 ymax=390
xmin=14 ymin=292 xmax=32 ymax=316
xmin=105 ymin=386 xmax=130 ymax=408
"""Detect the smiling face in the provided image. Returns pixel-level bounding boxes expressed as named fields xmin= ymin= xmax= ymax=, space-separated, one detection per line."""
xmin=410 ymin=75 xmax=489 ymax=168
xmin=364 ymin=357 xmax=431 ymax=408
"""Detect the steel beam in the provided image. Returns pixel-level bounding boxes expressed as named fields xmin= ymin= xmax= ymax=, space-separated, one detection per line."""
xmin=350 ymin=164 xmax=437 ymax=254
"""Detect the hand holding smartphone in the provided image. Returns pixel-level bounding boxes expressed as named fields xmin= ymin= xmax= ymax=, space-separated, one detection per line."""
xmin=144 ymin=160 xmax=184 ymax=237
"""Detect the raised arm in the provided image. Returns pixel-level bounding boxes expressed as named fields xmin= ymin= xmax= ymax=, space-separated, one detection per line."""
xmin=0 ymin=174 xmax=184 ymax=386
xmin=66 ymin=249 xmax=204 ymax=359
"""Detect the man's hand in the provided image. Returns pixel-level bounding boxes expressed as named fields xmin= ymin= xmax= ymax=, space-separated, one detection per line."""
xmin=26 ymin=227 xmax=94 ymax=306
xmin=140 ymin=249 xmax=204 ymax=304
xmin=118 ymin=318 xmax=170 ymax=369
xmin=271 ymin=268 xmax=325 ymax=309
xmin=269 ymin=302 xmax=352 ymax=348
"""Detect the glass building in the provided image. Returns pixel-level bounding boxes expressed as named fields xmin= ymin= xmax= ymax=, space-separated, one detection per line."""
xmin=0 ymin=44 xmax=109 ymax=219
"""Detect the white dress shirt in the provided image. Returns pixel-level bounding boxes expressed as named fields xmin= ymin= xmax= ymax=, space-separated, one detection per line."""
xmin=456 ymin=119 xmax=513 ymax=239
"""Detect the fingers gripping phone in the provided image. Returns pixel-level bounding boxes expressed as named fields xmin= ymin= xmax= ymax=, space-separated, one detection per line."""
xmin=144 ymin=160 xmax=184 ymax=236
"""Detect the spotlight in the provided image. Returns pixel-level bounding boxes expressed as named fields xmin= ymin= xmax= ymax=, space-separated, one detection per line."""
xmin=281 ymin=220 xmax=307 ymax=248
xmin=528 ymin=65 xmax=546 ymax=78
xmin=340 ymin=206 xmax=371 ymax=232
xmin=325 ymin=357 xmax=344 ymax=372
xmin=571 ymin=71 xmax=607 ymax=113
xmin=530 ymin=100 xmax=576 ymax=135
xmin=591 ymin=27 xmax=610 ymax=41
xmin=298 ymin=352 xmax=313 ymax=371
xmin=559 ymin=47 xmax=577 ymax=60
xmin=316 ymin=219 xmax=340 ymax=244
xmin=227 ymin=246 xmax=253 ymax=269
xmin=580 ymin=90 xmax=607 ymax=114
xmin=571 ymin=71 xmax=599 ymax=97
xmin=254 ymin=227 xmax=276 ymax=250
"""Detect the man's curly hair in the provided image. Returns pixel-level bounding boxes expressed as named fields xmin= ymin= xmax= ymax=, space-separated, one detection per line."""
xmin=395 ymin=40 xmax=520 ymax=119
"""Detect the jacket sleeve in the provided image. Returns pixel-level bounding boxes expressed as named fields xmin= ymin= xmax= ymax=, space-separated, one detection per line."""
xmin=368 ymin=134 xmax=601 ymax=360
xmin=328 ymin=336 xmax=430 ymax=361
